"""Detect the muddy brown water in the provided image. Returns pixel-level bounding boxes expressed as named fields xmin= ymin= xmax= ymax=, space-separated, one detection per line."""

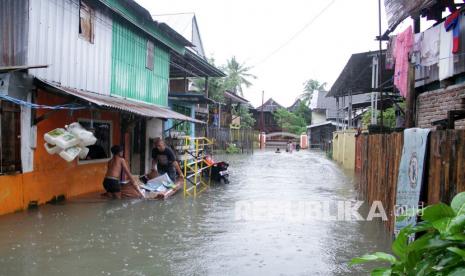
xmin=0 ymin=150 xmax=391 ymax=275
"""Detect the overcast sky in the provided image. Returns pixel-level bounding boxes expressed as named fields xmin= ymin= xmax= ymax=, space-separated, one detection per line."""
xmin=135 ymin=0 xmax=414 ymax=108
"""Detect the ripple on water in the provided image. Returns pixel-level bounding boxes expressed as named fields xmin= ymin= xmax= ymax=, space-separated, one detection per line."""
xmin=0 ymin=150 xmax=390 ymax=275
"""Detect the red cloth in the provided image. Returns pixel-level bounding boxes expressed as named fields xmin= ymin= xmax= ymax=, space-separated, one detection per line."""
xmin=445 ymin=10 xmax=461 ymax=54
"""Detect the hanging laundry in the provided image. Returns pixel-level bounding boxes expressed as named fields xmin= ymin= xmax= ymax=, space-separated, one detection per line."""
xmin=411 ymin=32 xmax=422 ymax=66
xmin=420 ymin=23 xmax=440 ymax=66
xmin=445 ymin=10 xmax=461 ymax=54
xmin=386 ymin=35 xmax=397 ymax=70
xmin=394 ymin=26 xmax=413 ymax=98
xmin=439 ymin=21 xmax=454 ymax=80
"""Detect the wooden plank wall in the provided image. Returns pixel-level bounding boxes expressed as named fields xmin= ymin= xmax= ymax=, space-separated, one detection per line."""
xmin=356 ymin=133 xmax=403 ymax=232
xmin=427 ymin=130 xmax=465 ymax=204
xmin=356 ymin=130 xmax=465 ymax=232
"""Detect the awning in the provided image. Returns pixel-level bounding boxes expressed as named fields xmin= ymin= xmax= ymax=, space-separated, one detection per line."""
xmin=170 ymin=49 xmax=226 ymax=78
xmin=169 ymin=92 xmax=216 ymax=104
xmin=327 ymin=51 xmax=394 ymax=97
xmin=384 ymin=0 xmax=436 ymax=30
xmin=35 ymin=79 xmax=205 ymax=124
xmin=0 ymin=65 xmax=48 ymax=73
xmin=224 ymin=91 xmax=249 ymax=105
xmin=307 ymin=121 xmax=346 ymax=129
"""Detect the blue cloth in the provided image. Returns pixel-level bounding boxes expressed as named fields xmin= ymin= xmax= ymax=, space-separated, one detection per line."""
xmin=394 ymin=128 xmax=431 ymax=238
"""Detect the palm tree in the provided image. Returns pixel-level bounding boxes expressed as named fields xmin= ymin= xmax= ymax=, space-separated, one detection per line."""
xmin=224 ymin=56 xmax=257 ymax=96
xmin=299 ymin=79 xmax=327 ymax=106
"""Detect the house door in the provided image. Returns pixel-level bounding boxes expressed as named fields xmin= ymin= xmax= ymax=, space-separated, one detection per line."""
xmin=130 ymin=119 xmax=146 ymax=176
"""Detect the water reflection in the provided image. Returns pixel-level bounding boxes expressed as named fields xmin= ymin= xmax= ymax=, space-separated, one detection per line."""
xmin=0 ymin=150 xmax=390 ymax=275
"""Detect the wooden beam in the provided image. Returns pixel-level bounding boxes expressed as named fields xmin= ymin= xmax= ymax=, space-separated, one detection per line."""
xmin=405 ymin=62 xmax=416 ymax=128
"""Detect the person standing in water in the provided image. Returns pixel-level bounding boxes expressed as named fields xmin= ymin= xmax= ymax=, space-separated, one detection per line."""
xmin=151 ymin=137 xmax=184 ymax=181
xmin=102 ymin=145 xmax=140 ymax=199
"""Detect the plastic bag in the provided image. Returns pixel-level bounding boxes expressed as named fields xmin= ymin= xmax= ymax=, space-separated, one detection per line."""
xmin=44 ymin=128 xmax=66 ymax=145
xmin=141 ymin=173 xmax=174 ymax=191
xmin=59 ymin=146 xmax=82 ymax=162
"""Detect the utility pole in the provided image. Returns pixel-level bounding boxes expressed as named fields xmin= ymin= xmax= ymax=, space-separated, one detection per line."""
xmin=260 ymin=90 xmax=265 ymax=149
xmin=378 ymin=0 xmax=384 ymax=127
xmin=260 ymin=90 xmax=264 ymax=133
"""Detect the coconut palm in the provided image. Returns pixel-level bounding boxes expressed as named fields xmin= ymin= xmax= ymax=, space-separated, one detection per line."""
xmin=224 ymin=56 xmax=257 ymax=96
xmin=299 ymin=79 xmax=327 ymax=106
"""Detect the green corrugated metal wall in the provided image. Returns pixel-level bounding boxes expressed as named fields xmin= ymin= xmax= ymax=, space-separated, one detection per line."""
xmin=99 ymin=0 xmax=185 ymax=55
xmin=110 ymin=19 xmax=169 ymax=106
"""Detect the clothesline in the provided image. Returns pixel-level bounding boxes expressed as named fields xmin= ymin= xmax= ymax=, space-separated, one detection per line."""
xmin=413 ymin=50 xmax=465 ymax=67
xmin=0 ymin=94 xmax=87 ymax=110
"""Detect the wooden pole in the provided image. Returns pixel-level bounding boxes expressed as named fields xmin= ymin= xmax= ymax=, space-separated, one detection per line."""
xmin=260 ymin=90 xmax=265 ymax=149
xmin=378 ymin=0 xmax=384 ymax=127
xmin=405 ymin=62 xmax=416 ymax=128
xmin=405 ymin=18 xmax=420 ymax=128
xmin=260 ymin=90 xmax=264 ymax=133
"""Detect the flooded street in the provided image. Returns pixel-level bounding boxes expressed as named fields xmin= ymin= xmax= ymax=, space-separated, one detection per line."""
xmin=0 ymin=150 xmax=391 ymax=276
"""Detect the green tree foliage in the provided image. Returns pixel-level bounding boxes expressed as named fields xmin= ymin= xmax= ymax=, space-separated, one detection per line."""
xmin=194 ymin=58 xmax=226 ymax=103
xmin=273 ymin=108 xmax=307 ymax=135
xmin=223 ymin=56 xmax=257 ymax=96
xmin=362 ymin=102 xmax=406 ymax=128
xmin=195 ymin=76 xmax=225 ymax=103
xmin=194 ymin=56 xmax=256 ymax=128
xmin=294 ymin=101 xmax=312 ymax=125
xmin=194 ymin=56 xmax=256 ymax=102
xmin=232 ymin=104 xmax=255 ymax=128
xmin=299 ymin=79 xmax=327 ymax=106
xmin=351 ymin=192 xmax=465 ymax=275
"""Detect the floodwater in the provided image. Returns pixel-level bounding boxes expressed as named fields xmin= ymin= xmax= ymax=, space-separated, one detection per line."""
xmin=0 ymin=150 xmax=391 ymax=276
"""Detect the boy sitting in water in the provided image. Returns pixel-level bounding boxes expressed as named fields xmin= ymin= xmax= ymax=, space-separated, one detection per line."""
xmin=102 ymin=145 xmax=142 ymax=199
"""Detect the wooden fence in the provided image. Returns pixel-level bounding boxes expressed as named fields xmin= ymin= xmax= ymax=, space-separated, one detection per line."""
xmin=355 ymin=130 xmax=465 ymax=232
xmin=208 ymin=127 xmax=258 ymax=154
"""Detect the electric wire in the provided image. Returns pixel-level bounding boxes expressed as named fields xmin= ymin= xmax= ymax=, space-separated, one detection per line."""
xmin=251 ymin=0 xmax=337 ymax=67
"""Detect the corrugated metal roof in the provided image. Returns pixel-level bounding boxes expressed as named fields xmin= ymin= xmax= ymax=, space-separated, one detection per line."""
xmin=307 ymin=121 xmax=345 ymax=129
xmin=255 ymin=98 xmax=284 ymax=112
xmin=224 ymin=91 xmax=249 ymax=104
xmin=170 ymin=49 xmax=226 ymax=78
xmin=153 ymin=13 xmax=206 ymax=58
xmin=327 ymin=51 xmax=393 ymax=97
xmin=169 ymin=93 xmax=216 ymax=104
xmin=0 ymin=65 xmax=47 ymax=73
xmin=384 ymin=0 xmax=436 ymax=30
xmin=36 ymin=78 xmax=204 ymax=124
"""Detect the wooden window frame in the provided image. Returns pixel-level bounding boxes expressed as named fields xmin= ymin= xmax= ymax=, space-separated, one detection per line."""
xmin=0 ymin=101 xmax=21 ymax=174
xmin=79 ymin=0 xmax=95 ymax=44
xmin=77 ymin=119 xmax=113 ymax=165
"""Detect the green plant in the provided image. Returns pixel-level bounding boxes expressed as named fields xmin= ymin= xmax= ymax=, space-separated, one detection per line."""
xmin=232 ymin=104 xmax=256 ymax=128
xmin=223 ymin=56 xmax=257 ymax=96
xmin=362 ymin=102 xmax=406 ymax=129
xmin=350 ymin=192 xmax=465 ymax=275
xmin=294 ymin=101 xmax=312 ymax=125
xmin=226 ymin=143 xmax=240 ymax=154
xmin=299 ymin=79 xmax=326 ymax=106
xmin=273 ymin=108 xmax=307 ymax=135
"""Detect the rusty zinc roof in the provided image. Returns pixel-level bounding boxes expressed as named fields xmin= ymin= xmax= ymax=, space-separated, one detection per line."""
xmin=36 ymin=78 xmax=204 ymax=124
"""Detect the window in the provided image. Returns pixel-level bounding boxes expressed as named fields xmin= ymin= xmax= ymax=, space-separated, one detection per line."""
xmin=0 ymin=101 xmax=21 ymax=174
xmin=172 ymin=105 xmax=191 ymax=134
xmin=78 ymin=120 xmax=112 ymax=163
xmin=146 ymin=40 xmax=154 ymax=70
xmin=79 ymin=1 xmax=94 ymax=43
